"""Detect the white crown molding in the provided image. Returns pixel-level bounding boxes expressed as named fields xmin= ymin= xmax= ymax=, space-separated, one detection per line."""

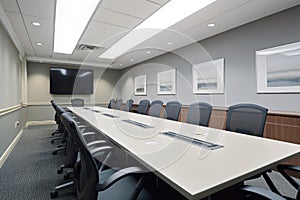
xmin=0 ymin=3 xmax=24 ymax=58
xmin=26 ymin=56 xmax=112 ymax=68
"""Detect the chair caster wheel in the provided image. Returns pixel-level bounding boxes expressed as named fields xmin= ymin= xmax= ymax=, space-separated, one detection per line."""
xmin=52 ymin=151 xmax=57 ymax=155
xmin=64 ymin=174 xmax=70 ymax=180
xmin=50 ymin=191 xmax=58 ymax=198
xmin=57 ymin=168 xmax=63 ymax=174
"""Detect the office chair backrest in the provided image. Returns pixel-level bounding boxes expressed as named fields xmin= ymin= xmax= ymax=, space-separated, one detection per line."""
xmin=149 ymin=100 xmax=163 ymax=117
xmin=71 ymin=98 xmax=84 ymax=107
xmin=137 ymin=100 xmax=150 ymax=115
xmin=165 ymin=101 xmax=182 ymax=121
xmin=226 ymin=103 xmax=268 ymax=137
xmin=61 ymin=113 xmax=112 ymax=200
xmin=123 ymin=99 xmax=134 ymax=112
xmin=186 ymin=102 xmax=212 ymax=126
xmin=60 ymin=113 xmax=79 ymax=168
xmin=114 ymin=99 xmax=123 ymax=110
xmin=51 ymin=100 xmax=58 ymax=122
xmin=108 ymin=99 xmax=115 ymax=109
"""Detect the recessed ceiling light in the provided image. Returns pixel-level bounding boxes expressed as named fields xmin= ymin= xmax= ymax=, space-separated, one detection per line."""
xmin=119 ymin=64 xmax=123 ymax=66
xmin=36 ymin=42 xmax=43 ymax=46
xmin=99 ymin=0 xmax=216 ymax=59
xmin=167 ymin=42 xmax=172 ymax=45
xmin=32 ymin=22 xmax=41 ymax=26
xmin=130 ymin=59 xmax=134 ymax=62
xmin=146 ymin=51 xmax=151 ymax=54
xmin=54 ymin=0 xmax=100 ymax=54
xmin=208 ymin=23 xmax=215 ymax=27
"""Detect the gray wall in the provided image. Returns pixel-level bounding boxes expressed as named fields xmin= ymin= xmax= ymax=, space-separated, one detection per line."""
xmin=114 ymin=6 xmax=300 ymax=112
xmin=0 ymin=22 xmax=26 ymax=156
xmin=27 ymin=62 xmax=121 ymax=120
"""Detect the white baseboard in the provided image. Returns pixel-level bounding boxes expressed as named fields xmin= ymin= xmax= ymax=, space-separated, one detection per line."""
xmin=26 ymin=120 xmax=56 ymax=127
xmin=0 ymin=129 xmax=23 ymax=168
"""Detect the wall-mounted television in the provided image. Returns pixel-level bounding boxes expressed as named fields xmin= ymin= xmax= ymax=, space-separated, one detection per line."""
xmin=50 ymin=67 xmax=94 ymax=95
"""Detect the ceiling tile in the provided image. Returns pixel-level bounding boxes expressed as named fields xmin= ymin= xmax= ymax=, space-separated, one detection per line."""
xmin=0 ymin=0 xmax=19 ymax=13
xmin=79 ymin=21 xmax=128 ymax=48
xmin=100 ymin=0 xmax=161 ymax=19
xmin=184 ymin=0 xmax=300 ymax=42
xmin=17 ymin=0 xmax=55 ymax=19
xmin=23 ymin=15 xmax=53 ymax=56
xmin=170 ymin=0 xmax=250 ymax=33
xmin=146 ymin=0 xmax=170 ymax=6
xmin=70 ymin=50 xmax=89 ymax=62
xmin=93 ymin=7 xmax=142 ymax=29
xmin=5 ymin=11 xmax=35 ymax=55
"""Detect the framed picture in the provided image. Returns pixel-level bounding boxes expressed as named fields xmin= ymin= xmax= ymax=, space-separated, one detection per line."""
xmin=134 ymin=75 xmax=147 ymax=95
xmin=192 ymin=58 xmax=224 ymax=94
xmin=256 ymin=42 xmax=300 ymax=93
xmin=157 ymin=69 xmax=176 ymax=94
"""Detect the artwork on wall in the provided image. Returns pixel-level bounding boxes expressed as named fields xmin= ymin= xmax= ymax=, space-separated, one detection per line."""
xmin=134 ymin=75 xmax=147 ymax=95
xmin=192 ymin=58 xmax=224 ymax=94
xmin=256 ymin=42 xmax=300 ymax=93
xmin=157 ymin=69 xmax=176 ymax=95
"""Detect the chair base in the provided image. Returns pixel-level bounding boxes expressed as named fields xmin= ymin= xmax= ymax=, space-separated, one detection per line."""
xmin=50 ymin=181 xmax=74 ymax=198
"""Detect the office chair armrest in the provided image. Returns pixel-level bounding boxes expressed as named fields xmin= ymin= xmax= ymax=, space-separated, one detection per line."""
xmin=239 ymin=185 xmax=285 ymax=200
xmin=81 ymin=132 xmax=97 ymax=136
xmin=86 ymin=140 xmax=107 ymax=148
xmin=90 ymin=146 xmax=112 ymax=156
xmin=96 ymin=167 xmax=146 ymax=191
xmin=277 ymin=164 xmax=300 ymax=189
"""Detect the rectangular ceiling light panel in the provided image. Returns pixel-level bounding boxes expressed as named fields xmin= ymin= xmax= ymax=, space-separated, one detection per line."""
xmin=99 ymin=0 xmax=216 ymax=59
xmin=54 ymin=0 xmax=100 ymax=54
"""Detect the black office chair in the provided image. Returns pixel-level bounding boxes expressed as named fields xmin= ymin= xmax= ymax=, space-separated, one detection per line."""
xmin=226 ymin=103 xmax=268 ymax=137
xmin=61 ymin=112 xmax=153 ymax=200
xmin=149 ymin=100 xmax=163 ymax=117
xmin=51 ymin=105 xmax=67 ymax=145
xmin=186 ymin=102 xmax=212 ymax=126
xmin=137 ymin=100 xmax=150 ymax=115
xmin=51 ymin=113 xmax=110 ymax=198
xmin=239 ymin=164 xmax=300 ymax=200
xmin=114 ymin=99 xmax=123 ymax=110
xmin=71 ymin=98 xmax=84 ymax=107
xmin=164 ymin=101 xmax=182 ymax=121
xmin=51 ymin=100 xmax=61 ymax=136
xmin=226 ymin=103 xmax=279 ymax=194
xmin=108 ymin=99 xmax=115 ymax=109
xmin=123 ymin=99 xmax=134 ymax=112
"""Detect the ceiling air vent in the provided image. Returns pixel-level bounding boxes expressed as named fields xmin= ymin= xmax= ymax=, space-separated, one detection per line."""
xmin=78 ymin=44 xmax=103 ymax=51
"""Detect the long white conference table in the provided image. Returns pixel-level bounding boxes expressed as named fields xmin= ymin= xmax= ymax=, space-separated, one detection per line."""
xmin=68 ymin=106 xmax=300 ymax=199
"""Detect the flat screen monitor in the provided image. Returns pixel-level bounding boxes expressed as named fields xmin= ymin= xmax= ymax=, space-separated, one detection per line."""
xmin=50 ymin=67 xmax=93 ymax=95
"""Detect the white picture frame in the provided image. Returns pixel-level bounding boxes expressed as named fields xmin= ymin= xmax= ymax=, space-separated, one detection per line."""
xmin=157 ymin=69 xmax=176 ymax=95
xmin=256 ymin=42 xmax=300 ymax=93
xmin=192 ymin=58 xmax=224 ymax=94
xmin=134 ymin=75 xmax=147 ymax=95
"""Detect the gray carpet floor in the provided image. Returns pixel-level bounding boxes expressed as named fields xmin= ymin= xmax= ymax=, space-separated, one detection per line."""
xmin=0 ymin=124 xmax=76 ymax=200
xmin=0 ymin=124 xmax=298 ymax=199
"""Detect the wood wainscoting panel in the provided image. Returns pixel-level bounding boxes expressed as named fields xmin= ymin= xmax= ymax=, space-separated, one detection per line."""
xmin=265 ymin=114 xmax=300 ymax=165
xmin=209 ymin=109 xmax=227 ymax=130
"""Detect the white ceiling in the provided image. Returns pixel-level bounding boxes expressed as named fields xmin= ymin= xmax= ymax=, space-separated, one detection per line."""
xmin=0 ymin=0 xmax=299 ymax=69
